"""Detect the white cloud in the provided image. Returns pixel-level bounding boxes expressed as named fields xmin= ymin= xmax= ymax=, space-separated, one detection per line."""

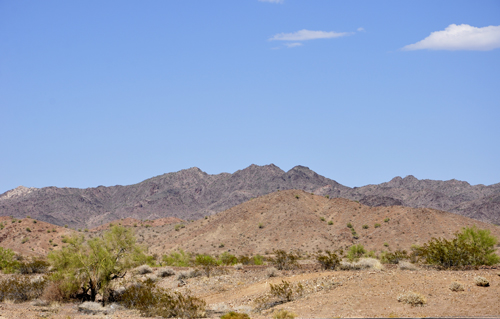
xmin=402 ymin=24 xmax=500 ymax=51
xmin=357 ymin=27 xmax=365 ymax=32
xmin=269 ymin=29 xmax=353 ymax=41
xmin=258 ymin=0 xmax=284 ymax=3
xmin=284 ymin=42 xmax=303 ymax=48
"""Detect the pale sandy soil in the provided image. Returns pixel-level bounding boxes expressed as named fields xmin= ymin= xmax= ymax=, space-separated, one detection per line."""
xmin=1 ymin=264 xmax=499 ymax=318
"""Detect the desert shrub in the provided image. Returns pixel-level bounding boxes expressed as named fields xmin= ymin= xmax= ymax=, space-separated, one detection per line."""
xmin=374 ymin=223 xmax=381 ymax=228
xmin=135 ymin=264 xmax=153 ymax=275
xmin=221 ymin=311 xmax=250 ymax=319
xmin=397 ymin=291 xmax=426 ymax=306
xmin=362 ymin=224 xmax=369 ymax=229
xmin=162 ymin=249 xmax=193 ymax=267
xmin=194 ymin=254 xmax=219 ymax=277
xmin=381 ymin=250 xmax=409 ymax=264
xmin=158 ymin=267 xmax=176 ymax=277
xmin=117 ymin=280 xmax=206 ymax=318
xmin=0 ymin=275 xmax=48 ymax=302
xmin=17 ymin=258 xmax=50 ymax=274
xmin=398 ymin=261 xmax=418 ymax=271
xmin=255 ymin=280 xmax=303 ymax=311
xmin=174 ymin=224 xmax=185 ymax=231
xmin=273 ymin=309 xmax=296 ymax=319
xmin=384 ymin=218 xmax=390 ymax=223
xmin=41 ymin=280 xmax=67 ymax=302
xmin=328 ymin=220 xmax=333 ymax=225
xmin=253 ymin=254 xmax=264 ymax=265
xmin=346 ymin=244 xmax=366 ymax=262
xmin=177 ymin=268 xmax=203 ymax=280
xmin=238 ymin=255 xmax=251 ymax=265
xmin=266 ymin=267 xmax=279 ymax=278
xmin=0 ymin=247 xmax=19 ymax=273
xmin=315 ymin=249 xmax=343 ymax=270
xmin=347 ymin=222 xmax=353 ymax=228
xmin=48 ymin=225 xmax=147 ymax=304
xmin=320 ymin=217 xmax=325 ymax=222
xmin=474 ymin=276 xmax=489 ymax=287
xmin=449 ymin=282 xmax=464 ymax=291
xmin=218 ymin=252 xmax=238 ymax=265
xmin=269 ymin=250 xmax=300 ymax=271
xmin=340 ymin=258 xmax=383 ymax=271
xmin=415 ymin=226 xmax=500 ymax=269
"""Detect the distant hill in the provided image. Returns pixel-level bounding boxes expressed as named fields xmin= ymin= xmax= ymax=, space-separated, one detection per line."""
xmin=1 ymin=164 xmax=499 ymax=229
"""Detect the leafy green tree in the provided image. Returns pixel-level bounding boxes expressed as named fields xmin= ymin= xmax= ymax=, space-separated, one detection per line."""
xmin=48 ymin=225 xmax=147 ymax=303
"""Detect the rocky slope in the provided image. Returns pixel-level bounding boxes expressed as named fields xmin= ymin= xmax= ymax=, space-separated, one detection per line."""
xmin=1 ymin=164 xmax=499 ymax=228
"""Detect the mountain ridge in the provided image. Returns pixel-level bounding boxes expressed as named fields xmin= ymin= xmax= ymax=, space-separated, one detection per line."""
xmin=1 ymin=164 xmax=499 ymax=228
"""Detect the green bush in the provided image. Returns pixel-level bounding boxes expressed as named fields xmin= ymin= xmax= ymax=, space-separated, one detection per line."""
xmin=374 ymin=223 xmax=381 ymax=228
xmin=362 ymin=224 xmax=369 ymax=229
xmin=221 ymin=311 xmax=250 ymax=319
xmin=347 ymin=222 xmax=353 ymax=228
xmin=17 ymin=258 xmax=50 ymax=274
xmin=162 ymin=249 xmax=193 ymax=267
xmin=269 ymin=250 xmax=300 ymax=270
xmin=328 ymin=220 xmax=333 ymax=225
xmin=316 ymin=249 xmax=343 ymax=270
xmin=117 ymin=280 xmax=206 ymax=318
xmin=253 ymin=254 xmax=264 ymax=265
xmin=194 ymin=254 xmax=219 ymax=277
xmin=0 ymin=275 xmax=47 ymax=302
xmin=48 ymin=225 xmax=147 ymax=304
xmin=384 ymin=218 xmax=390 ymax=223
xmin=380 ymin=250 xmax=410 ymax=264
xmin=0 ymin=247 xmax=18 ymax=273
xmin=346 ymin=244 xmax=366 ymax=262
xmin=219 ymin=252 xmax=238 ymax=265
xmin=415 ymin=226 xmax=500 ymax=269
xmin=320 ymin=217 xmax=325 ymax=222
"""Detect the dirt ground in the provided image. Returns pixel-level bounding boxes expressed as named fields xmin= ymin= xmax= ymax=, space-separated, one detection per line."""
xmin=1 ymin=263 xmax=499 ymax=319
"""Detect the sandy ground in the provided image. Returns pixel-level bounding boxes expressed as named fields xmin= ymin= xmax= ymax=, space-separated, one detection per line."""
xmin=1 ymin=264 xmax=499 ymax=318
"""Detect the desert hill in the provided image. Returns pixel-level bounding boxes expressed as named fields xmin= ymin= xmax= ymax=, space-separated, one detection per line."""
xmin=1 ymin=164 xmax=499 ymax=229
xmin=0 ymin=216 xmax=76 ymax=257
xmin=135 ymin=190 xmax=500 ymax=257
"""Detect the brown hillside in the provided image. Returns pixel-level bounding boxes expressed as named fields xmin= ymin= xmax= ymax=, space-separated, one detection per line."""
xmin=0 ymin=216 xmax=76 ymax=257
xmin=141 ymin=190 xmax=500 ymax=257
xmin=89 ymin=216 xmax=183 ymax=232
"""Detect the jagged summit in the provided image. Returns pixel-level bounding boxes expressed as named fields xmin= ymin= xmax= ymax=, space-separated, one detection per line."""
xmin=0 ymin=164 xmax=499 ymax=228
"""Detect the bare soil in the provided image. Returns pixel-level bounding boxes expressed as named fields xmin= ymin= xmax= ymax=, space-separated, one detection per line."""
xmin=0 ymin=265 xmax=499 ymax=318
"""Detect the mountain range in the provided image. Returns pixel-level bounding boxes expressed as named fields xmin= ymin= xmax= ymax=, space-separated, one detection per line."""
xmin=1 ymin=164 xmax=499 ymax=229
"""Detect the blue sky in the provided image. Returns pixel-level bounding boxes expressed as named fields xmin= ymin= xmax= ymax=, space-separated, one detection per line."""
xmin=1 ymin=0 xmax=499 ymax=194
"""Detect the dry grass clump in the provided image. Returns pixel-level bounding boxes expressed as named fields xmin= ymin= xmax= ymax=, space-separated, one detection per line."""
xmin=273 ymin=309 xmax=297 ymax=319
xmin=157 ymin=267 xmax=176 ymax=277
xmin=234 ymin=263 xmax=243 ymax=270
xmin=266 ymin=267 xmax=279 ymax=278
xmin=78 ymin=301 xmax=115 ymax=315
xmin=177 ymin=268 xmax=203 ymax=280
xmin=220 ymin=311 xmax=250 ymax=319
xmin=145 ymin=274 xmax=158 ymax=282
xmin=474 ymin=276 xmax=490 ymax=287
xmin=449 ymin=282 xmax=465 ymax=292
xmin=135 ymin=264 xmax=153 ymax=275
xmin=340 ymin=258 xmax=383 ymax=270
xmin=397 ymin=291 xmax=427 ymax=307
xmin=398 ymin=261 xmax=418 ymax=271
xmin=254 ymin=280 xmax=303 ymax=312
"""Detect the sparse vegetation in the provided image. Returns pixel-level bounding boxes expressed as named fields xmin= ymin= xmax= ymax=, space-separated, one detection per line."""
xmin=474 ymin=276 xmax=489 ymax=287
xmin=117 ymin=279 xmax=206 ymax=318
xmin=346 ymin=244 xmax=365 ymax=262
xmin=384 ymin=218 xmax=390 ymax=222
xmin=194 ymin=254 xmax=219 ymax=277
xmin=362 ymin=224 xmax=368 ymax=229
xmin=255 ymin=280 xmax=304 ymax=312
xmin=415 ymin=226 xmax=499 ymax=268
xmin=381 ymin=250 xmax=409 ymax=264
xmin=273 ymin=309 xmax=297 ymax=319
xmin=347 ymin=222 xmax=353 ymax=228
xmin=328 ymin=220 xmax=333 ymax=225
xmin=374 ymin=223 xmax=381 ymax=228
xmin=449 ymin=282 xmax=464 ymax=291
xmin=175 ymin=224 xmax=186 ymax=231
xmin=397 ymin=291 xmax=426 ymax=306
xmin=221 ymin=311 xmax=250 ymax=319
xmin=269 ymin=250 xmax=300 ymax=270
xmin=0 ymin=275 xmax=47 ymax=303
xmin=162 ymin=249 xmax=193 ymax=267
xmin=316 ymin=249 xmax=343 ymax=270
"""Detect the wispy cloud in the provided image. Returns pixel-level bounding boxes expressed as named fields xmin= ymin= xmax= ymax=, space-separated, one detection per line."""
xmin=258 ymin=0 xmax=284 ymax=3
xmin=284 ymin=42 xmax=303 ymax=48
xmin=402 ymin=24 xmax=500 ymax=51
xmin=357 ymin=27 xmax=365 ymax=32
xmin=269 ymin=29 xmax=353 ymax=41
